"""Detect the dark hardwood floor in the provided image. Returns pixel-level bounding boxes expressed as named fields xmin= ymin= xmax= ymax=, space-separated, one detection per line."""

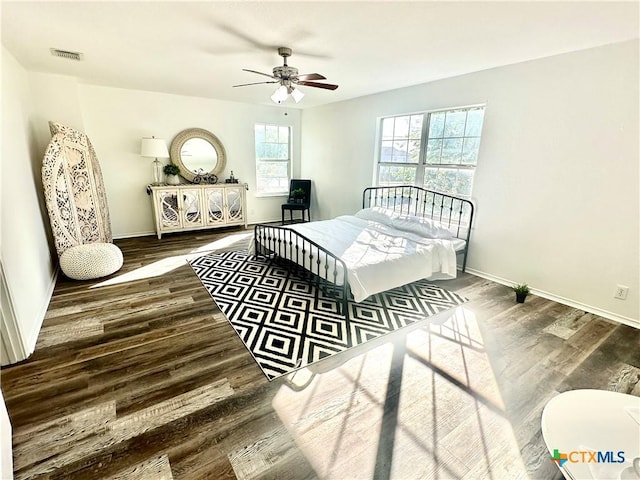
xmin=2 ymin=228 xmax=639 ymax=480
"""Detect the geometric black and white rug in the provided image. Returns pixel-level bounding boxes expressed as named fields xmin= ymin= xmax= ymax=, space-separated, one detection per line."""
xmin=190 ymin=250 xmax=467 ymax=381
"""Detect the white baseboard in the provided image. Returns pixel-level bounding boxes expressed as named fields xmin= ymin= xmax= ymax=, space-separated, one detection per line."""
xmin=113 ymin=230 xmax=156 ymax=240
xmin=113 ymin=220 xmax=289 ymax=241
xmin=25 ymin=265 xmax=59 ymax=358
xmin=248 ymin=218 xmax=281 ymax=226
xmin=465 ymin=268 xmax=639 ymax=329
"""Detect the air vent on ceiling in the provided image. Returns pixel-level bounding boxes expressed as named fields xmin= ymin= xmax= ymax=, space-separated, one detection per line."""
xmin=50 ymin=48 xmax=83 ymax=61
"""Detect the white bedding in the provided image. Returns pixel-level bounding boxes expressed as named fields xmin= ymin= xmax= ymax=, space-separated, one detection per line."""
xmin=253 ymin=213 xmax=463 ymax=303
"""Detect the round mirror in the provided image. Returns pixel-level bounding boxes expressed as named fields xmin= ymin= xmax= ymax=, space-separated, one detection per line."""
xmin=169 ymin=128 xmax=226 ymax=182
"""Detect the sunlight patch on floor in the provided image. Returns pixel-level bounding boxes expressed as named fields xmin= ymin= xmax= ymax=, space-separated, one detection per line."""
xmin=272 ymin=307 xmax=528 ymax=480
xmin=90 ymin=232 xmax=253 ymax=288
xmin=273 ymin=347 xmax=393 ymax=479
xmin=90 ymin=253 xmax=198 ymax=288
xmin=189 ymin=232 xmax=253 ymax=253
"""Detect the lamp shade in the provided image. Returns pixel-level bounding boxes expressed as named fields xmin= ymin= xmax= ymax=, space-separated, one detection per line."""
xmin=290 ymin=88 xmax=304 ymax=103
xmin=271 ymin=85 xmax=288 ymax=104
xmin=140 ymin=138 xmax=169 ymax=158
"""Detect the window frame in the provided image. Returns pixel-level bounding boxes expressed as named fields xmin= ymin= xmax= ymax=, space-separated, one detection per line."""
xmin=375 ymin=105 xmax=485 ymax=197
xmin=254 ymin=123 xmax=292 ymax=197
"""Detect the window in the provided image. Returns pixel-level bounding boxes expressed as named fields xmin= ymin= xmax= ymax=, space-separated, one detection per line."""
xmin=255 ymin=124 xmax=291 ymax=195
xmin=377 ymin=106 xmax=485 ymax=197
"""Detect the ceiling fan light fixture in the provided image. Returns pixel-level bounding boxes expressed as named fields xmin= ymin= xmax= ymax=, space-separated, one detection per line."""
xmin=290 ymin=87 xmax=304 ymax=103
xmin=271 ymin=85 xmax=288 ymax=104
xmin=239 ymin=47 xmax=338 ymax=103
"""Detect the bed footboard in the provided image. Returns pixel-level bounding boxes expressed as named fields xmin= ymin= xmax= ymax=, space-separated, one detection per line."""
xmin=253 ymin=224 xmax=350 ymax=317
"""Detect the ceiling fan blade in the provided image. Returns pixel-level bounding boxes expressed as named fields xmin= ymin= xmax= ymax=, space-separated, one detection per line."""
xmin=297 ymin=73 xmax=326 ymax=81
xmin=298 ymin=81 xmax=339 ymax=91
xmin=215 ymin=23 xmax=280 ymax=51
xmin=213 ymin=23 xmax=331 ymax=59
xmin=242 ymin=69 xmax=278 ymax=80
xmin=233 ymin=81 xmax=279 ymax=88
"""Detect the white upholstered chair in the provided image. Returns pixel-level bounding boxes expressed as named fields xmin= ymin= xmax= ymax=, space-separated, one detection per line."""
xmin=42 ymin=122 xmax=123 ymax=280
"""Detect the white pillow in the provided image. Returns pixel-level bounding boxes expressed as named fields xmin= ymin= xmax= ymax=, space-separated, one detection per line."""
xmin=354 ymin=207 xmax=396 ymax=226
xmin=391 ymin=212 xmax=453 ymax=239
xmin=355 ymin=207 xmax=453 ymax=239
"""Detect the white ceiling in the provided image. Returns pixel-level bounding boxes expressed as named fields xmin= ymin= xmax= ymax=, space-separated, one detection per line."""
xmin=2 ymin=1 xmax=638 ymax=109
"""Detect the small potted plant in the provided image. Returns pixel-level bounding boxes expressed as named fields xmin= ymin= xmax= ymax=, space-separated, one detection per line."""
xmin=512 ymin=283 xmax=530 ymax=303
xmin=163 ymin=163 xmax=181 ymax=185
xmin=291 ymin=187 xmax=306 ymax=203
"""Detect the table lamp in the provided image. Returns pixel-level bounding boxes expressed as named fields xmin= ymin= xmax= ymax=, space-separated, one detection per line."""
xmin=141 ymin=137 xmax=169 ymax=185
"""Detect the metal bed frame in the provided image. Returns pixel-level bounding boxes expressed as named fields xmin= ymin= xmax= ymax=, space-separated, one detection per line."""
xmin=253 ymin=185 xmax=474 ymax=318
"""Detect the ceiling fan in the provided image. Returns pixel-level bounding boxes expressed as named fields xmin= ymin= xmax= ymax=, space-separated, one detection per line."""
xmin=233 ymin=47 xmax=338 ymax=103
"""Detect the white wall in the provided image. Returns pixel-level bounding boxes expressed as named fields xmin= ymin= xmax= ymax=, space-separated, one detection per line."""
xmin=28 ymin=72 xmax=86 ymax=160
xmin=301 ymin=40 xmax=639 ymax=325
xmin=78 ymin=85 xmax=301 ymax=237
xmin=1 ymin=47 xmax=57 ymax=359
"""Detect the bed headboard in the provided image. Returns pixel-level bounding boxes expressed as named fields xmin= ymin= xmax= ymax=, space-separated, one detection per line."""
xmin=362 ymin=185 xmax=474 ymax=269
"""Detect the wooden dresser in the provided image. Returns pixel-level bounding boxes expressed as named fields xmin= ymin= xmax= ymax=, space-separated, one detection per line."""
xmin=149 ymin=184 xmax=247 ymax=239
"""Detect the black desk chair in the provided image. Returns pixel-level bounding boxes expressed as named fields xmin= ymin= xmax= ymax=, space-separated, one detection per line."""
xmin=281 ymin=179 xmax=311 ymax=225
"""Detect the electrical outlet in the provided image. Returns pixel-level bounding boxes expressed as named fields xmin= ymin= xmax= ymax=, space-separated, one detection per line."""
xmin=614 ymin=285 xmax=629 ymax=300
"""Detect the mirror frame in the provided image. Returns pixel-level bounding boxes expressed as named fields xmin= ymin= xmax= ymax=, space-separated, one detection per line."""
xmin=169 ymin=128 xmax=227 ymax=182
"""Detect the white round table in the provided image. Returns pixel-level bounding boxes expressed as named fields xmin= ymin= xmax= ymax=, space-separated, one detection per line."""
xmin=541 ymin=389 xmax=640 ymax=480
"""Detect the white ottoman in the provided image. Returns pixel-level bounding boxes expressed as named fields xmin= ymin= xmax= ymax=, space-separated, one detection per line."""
xmin=60 ymin=243 xmax=123 ymax=280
